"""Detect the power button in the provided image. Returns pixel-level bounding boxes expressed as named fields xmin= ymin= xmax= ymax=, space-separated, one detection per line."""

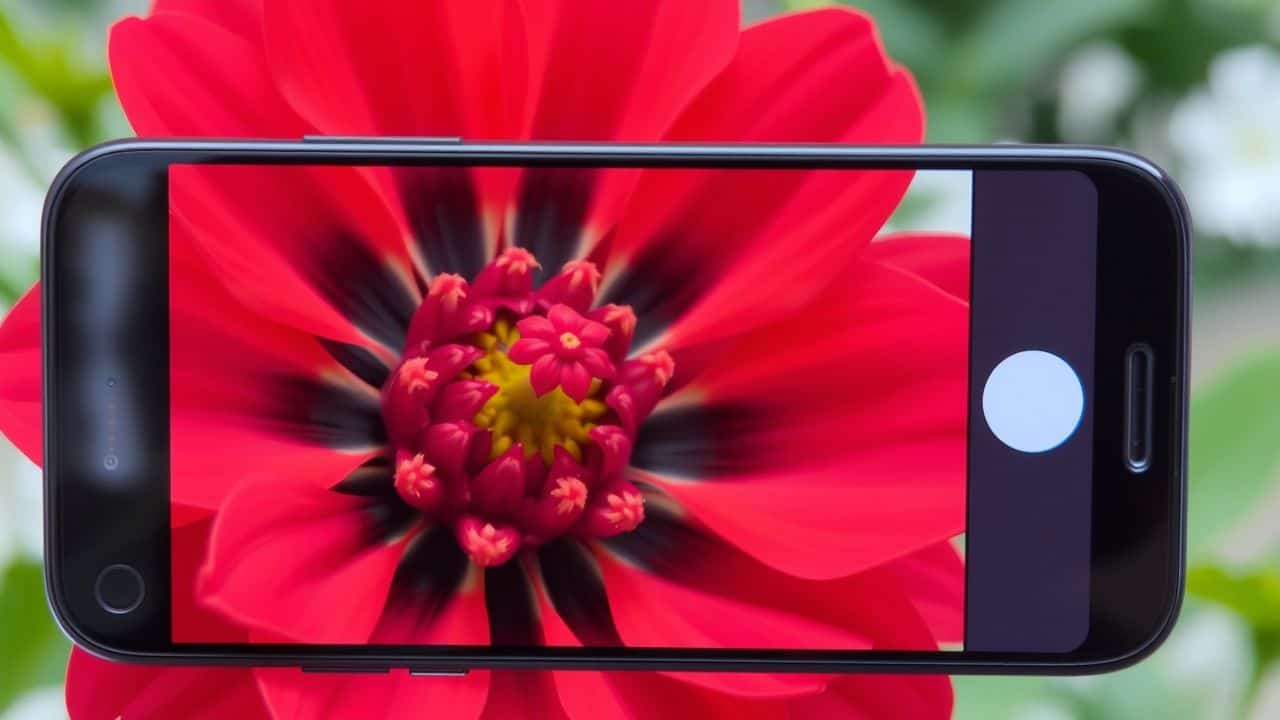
xmin=301 ymin=135 xmax=463 ymax=144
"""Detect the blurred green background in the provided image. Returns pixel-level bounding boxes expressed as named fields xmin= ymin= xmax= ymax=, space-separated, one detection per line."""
xmin=1 ymin=0 xmax=1279 ymax=717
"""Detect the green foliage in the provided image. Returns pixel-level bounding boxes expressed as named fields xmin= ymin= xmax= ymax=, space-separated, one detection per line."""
xmin=0 ymin=256 xmax=39 ymax=306
xmin=788 ymin=0 xmax=1279 ymax=144
xmin=1186 ymin=349 xmax=1280 ymax=560
xmin=0 ymin=6 xmax=113 ymax=147
xmin=1189 ymin=566 xmax=1280 ymax=684
xmin=0 ymin=560 xmax=70 ymax=713
xmin=946 ymin=0 xmax=1151 ymax=95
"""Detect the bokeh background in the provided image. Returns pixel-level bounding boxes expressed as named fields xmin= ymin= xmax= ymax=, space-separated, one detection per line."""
xmin=1 ymin=0 xmax=1278 ymax=717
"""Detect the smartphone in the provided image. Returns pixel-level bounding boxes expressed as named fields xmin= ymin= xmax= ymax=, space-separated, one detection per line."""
xmin=41 ymin=140 xmax=1189 ymax=674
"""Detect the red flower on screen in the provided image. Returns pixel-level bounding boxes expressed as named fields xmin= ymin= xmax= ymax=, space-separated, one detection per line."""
xmin=0 ymin=1 xmax=971 ymax=718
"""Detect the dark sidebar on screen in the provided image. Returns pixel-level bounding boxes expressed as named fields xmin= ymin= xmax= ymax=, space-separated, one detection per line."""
xmin=965 ymin=170 xmax=1097 ymax=653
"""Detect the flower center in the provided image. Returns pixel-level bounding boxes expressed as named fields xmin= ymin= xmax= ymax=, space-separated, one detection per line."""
xmin=469 ymin=319 xmax=608 ymax=464
xmin=375 ymin=248 xmax=674 ymax=567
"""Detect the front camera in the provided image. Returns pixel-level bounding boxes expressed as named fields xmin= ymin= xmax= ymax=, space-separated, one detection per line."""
xmin=103 ymin=453 xmax=119 ymax=471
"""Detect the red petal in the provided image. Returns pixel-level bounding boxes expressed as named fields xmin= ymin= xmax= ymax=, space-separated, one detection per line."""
xmin=522 ymin=451 xmax=590 ymax=539
xmin=515 ymin=314 xmax=556 ymax=340
xmin=536 ymin=264 xmax=601 ymax=314
xmin=109 ymin=12 xmax=299 ymax=136
xmin=604 ymin=8 xmax=922 ymax=347
xmin=0 ymin=285 xmax=41 ymax=465
xmin=890 ymin=541 xmax=966 ymax=645
xmin=519 ymin=1 xmax=737 ymax=140
xmin=433 ymin=381 xmax=500 ymax=423
xmin=509 ymin=1 xmax=740 ymax=266
xmin=423 ymin=421 xmax=485 ymax=479
xmin=595 ymin=550 xmax=857 ymax=697
xmin=528 ymin=354 xmax=563 ymax=397
xmin=456 ymin=516 xmax=522 ymax=568
xmin=170 ymin=163 xmax=419 ymax=351
xmin=170 ymin=234 xmax=386 ymax=509
xmin=263 ymin=1 xmax=522 ymax=139
xmin=587 ymin=425 xmax=631 ymax=481
xmin=67 ymin=648 xmax=271 ymax=720
xmin=473 ymin=247 xmax=540 ymax=307
xmin=173 ymin=419 xmax=373 ymax=513
xmin=577 ymin=479 xmax=646 ymax=538
xmin=866 ymin=232 xmax=971 ymax=301
xmin=579 ymin=348 xmax=615 ymax=380
xmin=600 ymin=501 xmax=943 ymax=653
xmin=151 ymin=0 xmax=262 ymax=43
xmin=602 ymin=354 xmax=668 ymax=431
xmin=560 ymin=362 xmax=593 ymax=404
xmin=577 ymin=321 xmax=610 ymax=348
xmin=256 ymin=667 xmax=490 ymax=720
xmin=588 ymin=304 xmax=636 ymax=362
xmin=636 ymin=260 xmax=968 ymax=579
xmin=482 ymin=670 xmax=571 ymax=720
xmin=789 ymin=673 xmax=954 ymax=719
xmin=508 ymin=337 xmax=554 ymax=365
xmin=405 ymin=275 xmax=493 ymax=354
xmin=547 ymin=303 xmax=586 ymax=333
xmin=197 ymin=467 xmax=413 ymax=643
xmin=261 ymin=0 xmax=521 ymax=273
xmin=471 ymin=446 xmax=527 ymax=517
xmin=370 ymin=530 xmax=491 ymax=646
xmin=172 ymin=519 xmax=250 ymax=642
xmin=552 ymin=669 xmax=791 ymax=720
xmin=426 ymin=343 xmax=487 ymax=380
xmin=393 ymin=450 xmax=444 ymax=513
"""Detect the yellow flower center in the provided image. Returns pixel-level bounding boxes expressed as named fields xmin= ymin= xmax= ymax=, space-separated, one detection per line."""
xmin=469 ymin=318 xmax=607 ymax=464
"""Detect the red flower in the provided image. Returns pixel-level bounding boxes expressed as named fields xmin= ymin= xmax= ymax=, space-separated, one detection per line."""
xmin=0 ymin=1 xmax=974 ymax=718
xmin=510 ymin=303 xmax=616 ymax=402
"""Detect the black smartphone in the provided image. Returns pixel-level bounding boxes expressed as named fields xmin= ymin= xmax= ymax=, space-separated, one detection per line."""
xmin=41 ymin=139 xmax=1189 ymax=675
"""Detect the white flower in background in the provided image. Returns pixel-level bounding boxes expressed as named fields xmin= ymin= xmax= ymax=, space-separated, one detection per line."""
xmin=0 ymin=100 xmax=64 ymax=573
xmin=1155 ymin=606 xmax=1253 ymax=719
xmin=1057 ymin=42 xmax=1143 ymax=142
xmin=1167 ymin=45 xmax=1280 ymax=247
xmin=0 ymin=101 xmax=67 ymax=251
xmin=0 ymin=96 xmax=69 ymax=301
xmin=0 ymin=686 xmax=66 ymax=720
xmin=0 ymin=142 xmax=47 ymax=260
xmin=882 ymin=169 xmax=972 ymax=236
xmin=0 ymin=437 xmax=43 ymax=568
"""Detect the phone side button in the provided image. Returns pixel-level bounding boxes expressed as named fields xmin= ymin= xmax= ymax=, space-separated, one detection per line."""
xmin=407 ymin=667 xmax=470 ymax=677
xmin=300 ymin=665 xmax=390 ymax=674
xmin=301 ymin=135 xmax=463 ymax=144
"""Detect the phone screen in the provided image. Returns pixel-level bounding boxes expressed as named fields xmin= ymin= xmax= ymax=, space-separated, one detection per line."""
xmin=165 ymin=162 xmax=1095 ymax=654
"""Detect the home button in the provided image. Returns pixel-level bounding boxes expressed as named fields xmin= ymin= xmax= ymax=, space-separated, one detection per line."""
xmin=94 ymin=564 xmax=145 ymax=615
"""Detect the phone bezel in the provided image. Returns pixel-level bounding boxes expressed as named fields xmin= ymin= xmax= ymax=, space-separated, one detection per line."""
xmin=42 ymin=139 xmax=1190 ymax=674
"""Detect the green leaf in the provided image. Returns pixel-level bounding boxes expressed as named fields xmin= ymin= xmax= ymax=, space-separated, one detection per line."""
xmin=1189 ymin=566 xmax=1280 ymax=631
xmin=1187 ymin=350 xmax=1280 ymax=560
xmin=0 ymin=559 xmax=70 ymax=713
xmin=1188 ymin=566 xmax=1280 ymax=692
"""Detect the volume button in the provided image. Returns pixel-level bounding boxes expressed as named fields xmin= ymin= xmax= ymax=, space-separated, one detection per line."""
xmin=301 ymin=135 xmax=463 ymax=144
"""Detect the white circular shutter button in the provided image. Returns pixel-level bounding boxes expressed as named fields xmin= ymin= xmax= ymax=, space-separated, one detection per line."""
xmin=982 ymin=350 xmax=1084 ymax=453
